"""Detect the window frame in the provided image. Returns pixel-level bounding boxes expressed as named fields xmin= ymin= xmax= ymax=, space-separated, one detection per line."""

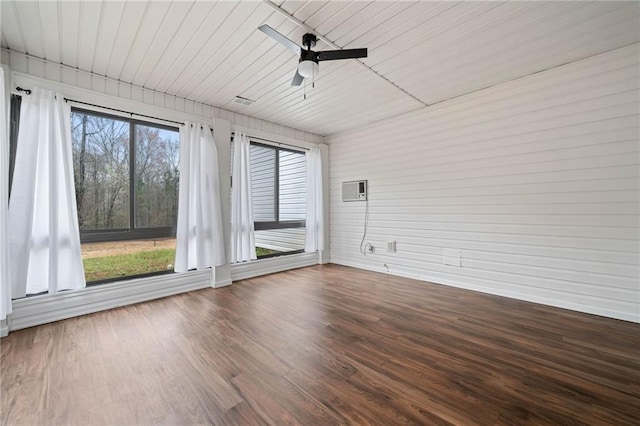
xmin=8 ymin=94 xmax=21 ymax=199
xmin=71 ymin=107 xmax=180 ymax=244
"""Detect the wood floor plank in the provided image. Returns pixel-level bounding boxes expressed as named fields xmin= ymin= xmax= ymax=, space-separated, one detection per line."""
xmin=1 ymin=264 xmax=639 ymax=425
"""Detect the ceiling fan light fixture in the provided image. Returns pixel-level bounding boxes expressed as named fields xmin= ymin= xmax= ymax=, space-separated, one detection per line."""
xmin=298 ymin=60 xmax=319 ymax=79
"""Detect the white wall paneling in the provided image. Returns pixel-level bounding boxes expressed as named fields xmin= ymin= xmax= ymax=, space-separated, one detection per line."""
xmin=255 ymin=228 xmax=306 ymax=252
xmin=328 ymin=45 xmax=640 ymax=322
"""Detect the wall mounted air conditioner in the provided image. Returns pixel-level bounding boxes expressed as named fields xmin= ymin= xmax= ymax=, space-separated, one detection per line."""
xmin=342 ymin=180 xmax=367 ymax=201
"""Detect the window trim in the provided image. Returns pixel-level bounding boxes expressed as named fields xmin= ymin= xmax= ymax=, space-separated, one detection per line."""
xmin=80 ymin=227 xmax=176 ymax=243
xmin=254 ymin=221 xmax=305 ymax=231
xmin=257 ymin=249 xmax=305 ymax=260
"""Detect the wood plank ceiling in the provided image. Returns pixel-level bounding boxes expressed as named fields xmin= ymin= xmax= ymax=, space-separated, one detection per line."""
xmin=2 ymin=1 xmax=639 ymax=136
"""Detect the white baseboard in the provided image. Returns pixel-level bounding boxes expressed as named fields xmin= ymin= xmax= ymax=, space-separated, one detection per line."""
xmin=214 ymin=278 xmax=233 ymax=288
xmin=318 ymin=250 xmax=330 ymax=264
xmin=7 ymin=270 xmax=214 ymax=332
xmin=0 ymin=320 xmax=7 ymax=337
xmin=330 ymin=259 xmax=639 ymax=324
xmin=231 ymin=252 xmax=319 ymax=281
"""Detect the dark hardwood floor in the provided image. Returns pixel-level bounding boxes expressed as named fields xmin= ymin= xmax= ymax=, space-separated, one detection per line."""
xmin=1 ymin=264 xmax=639 ymax=425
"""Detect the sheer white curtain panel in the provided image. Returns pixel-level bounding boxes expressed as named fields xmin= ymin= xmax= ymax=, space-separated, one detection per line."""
xmin=305 ymin=147 xmax=324 ymax=252
xmin=175 ymin=122 xmax=226 ymax=273
xmin=8 ymin=87 xmax=86 ymax=297
xmin=230 ymin=131 xmax=256 ymax=263
xmin=0 ymin=68 xmax=11 ymax=319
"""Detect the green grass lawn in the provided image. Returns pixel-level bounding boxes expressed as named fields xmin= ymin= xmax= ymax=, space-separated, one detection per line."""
xmin=83 ymin=248 xmax=176 ymax=282
xmin=83 ymin=246 xmax=283 ymax=282
xmin=256 ymin=247 xmax=279 ymax=257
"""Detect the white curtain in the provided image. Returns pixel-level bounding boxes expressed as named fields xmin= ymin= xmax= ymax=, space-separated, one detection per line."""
xmin=175 ymin=122 xmax=226 ymax=273
xmin=0 ymin=67 xmax=11 ymax=319
xmin=230 ymin=131 xmax=256 ymax=263
xmin=305 ymin=147 xmax=324 ymax=252
xmin=8 ymin=88 xmax=85 ymax=297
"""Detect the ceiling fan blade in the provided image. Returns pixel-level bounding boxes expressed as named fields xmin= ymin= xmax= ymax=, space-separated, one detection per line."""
xmin=317 ymin=48 xmax=367 ymax=61
xmin=258 ymin=25 xmax=301 ymax=55
xmin=291 ymin=70 xmax=304 ymax=86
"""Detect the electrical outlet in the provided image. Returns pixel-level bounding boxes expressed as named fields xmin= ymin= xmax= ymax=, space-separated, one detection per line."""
xmin=387 ymin=240 xmax=397 ymax=252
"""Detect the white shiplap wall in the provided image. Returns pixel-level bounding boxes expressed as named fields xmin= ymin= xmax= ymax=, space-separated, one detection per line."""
xmin=251 ymin=144 xmax=277 ymax=221
xmin=255 ymin=228 xmax=305 ymax=252
xmin=279 ymin=149 xmax=307 ymax=221
xmin=328 ymin=45 xmax=640 ymax=322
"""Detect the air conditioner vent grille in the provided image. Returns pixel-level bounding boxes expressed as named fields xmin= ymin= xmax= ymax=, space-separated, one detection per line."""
xmin=342 ymin=180 xmax=367 ymax=202
xmin=233 ymin=96 xmax=255 ymax=106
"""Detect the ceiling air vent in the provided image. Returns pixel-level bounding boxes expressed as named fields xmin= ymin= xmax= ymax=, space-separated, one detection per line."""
xmin=233 ymin=96 xmax=255 ymax=106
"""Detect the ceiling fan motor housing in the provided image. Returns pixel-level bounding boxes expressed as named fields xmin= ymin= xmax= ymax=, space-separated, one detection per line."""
xmin=302 ymin=33 xmax=317 ymax=49
xmin=299 ymin=49 xmax=319 ymax=63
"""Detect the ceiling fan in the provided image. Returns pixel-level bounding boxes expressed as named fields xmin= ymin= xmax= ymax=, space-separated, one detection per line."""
xmin=258 ymin=25 xmax=368 ymax=86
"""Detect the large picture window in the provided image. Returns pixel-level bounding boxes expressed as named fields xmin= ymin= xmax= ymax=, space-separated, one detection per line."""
xmin=70 ymin=109 xmax=180 ymax=282
xmin=9 ymin=99 xmax=181 ymax=284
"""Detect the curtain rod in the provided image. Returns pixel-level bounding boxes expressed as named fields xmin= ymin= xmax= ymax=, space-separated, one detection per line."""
xmin=232 ymin=131 xmax=310 ymax=151
xmin=15 ymin=86 xmax=184 ymax=127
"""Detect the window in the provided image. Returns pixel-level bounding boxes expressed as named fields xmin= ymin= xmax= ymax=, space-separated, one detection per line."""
xmin=9 ymin=98 xmax=180 ymax=285
xmin=70 ymin=109 xmax=180 ymax=282
xmin=232 ymin=140 xmax=307 ymax=258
